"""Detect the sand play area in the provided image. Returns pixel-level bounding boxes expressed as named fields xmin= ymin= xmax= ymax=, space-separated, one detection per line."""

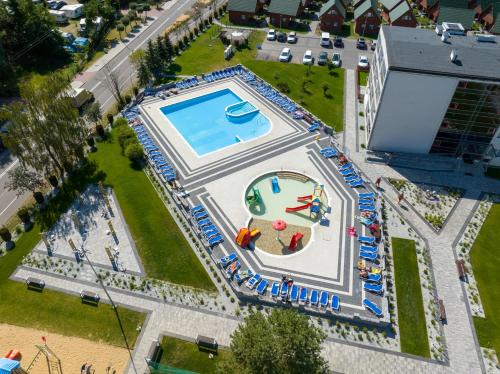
xmin=249 ymin=218 xmax=311 ymax=255
xmin=0 ymin=324 xmax=129 ymax=373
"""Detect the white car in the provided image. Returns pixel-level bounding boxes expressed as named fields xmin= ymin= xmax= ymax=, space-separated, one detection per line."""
xmin=302 ymin=50 xmax=314 ymax=65
xmin=287 ymin=31 xmax=297 ymax=43
xmin=320 ymin=32 xmax=330 ymax=47
xmin=267 ymin=29 xmax=276 ymax=41
xmin=279 ymin=47 xmax=292 ymax=62
xmin=332 ymin=52 xmax=341 ymax=67
xmin=358 ymin=55 xmax=369 ymax=68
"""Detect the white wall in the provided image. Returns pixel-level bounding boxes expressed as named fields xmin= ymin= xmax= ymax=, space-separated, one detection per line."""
xmin=367 ymin=71 xmax=458 ymax=154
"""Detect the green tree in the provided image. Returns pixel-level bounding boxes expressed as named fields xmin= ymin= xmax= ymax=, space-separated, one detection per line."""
xmin=142 ymin=2 xmax=151 ymax=22
xmin=129 ymin=49 xmax=146 ymax=70
xmin=217 ymin=309 xmax=328 ymax=374
xmin=136 ymin=5 xmax=144 ymax=21
xmin=84 ymin=102 xmax=102 ymax=128
xmin=1 ymin=74 xmax=87 ymax=179
xmin=117 ymin=23 xmax=125 ymax=40
xmin=121 ymin=16 xmax=130 ymax=32
xmin=6 ymin=167 xmax=45 ymax=196
xmin=145 ymin=39 xmax=161 ymax=79
xmin=155 ymin=35 xmax=169 ymax=66
xmin=125 ymin=142 xmax=143 ymax=162
xmin=163 ymin=35 xmax=174 ymax=63
xmin=137 ymin=61 xmax=151 ymax=87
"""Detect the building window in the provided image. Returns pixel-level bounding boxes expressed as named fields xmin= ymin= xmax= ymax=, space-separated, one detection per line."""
xmin=241 ymin=14 xmax=246 ymax=20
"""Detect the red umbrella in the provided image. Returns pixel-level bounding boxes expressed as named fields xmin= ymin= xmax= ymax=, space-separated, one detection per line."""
xmin=272 ymin=219 xmax=287 ymax=240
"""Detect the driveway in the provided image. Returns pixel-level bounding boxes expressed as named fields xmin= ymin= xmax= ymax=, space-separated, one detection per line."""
xmin=257 ymin=34 xmax=374 ymax=70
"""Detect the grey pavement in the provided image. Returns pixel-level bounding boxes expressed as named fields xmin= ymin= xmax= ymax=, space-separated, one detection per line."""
xmin=0 ymin=152 xmax=29 ymax=227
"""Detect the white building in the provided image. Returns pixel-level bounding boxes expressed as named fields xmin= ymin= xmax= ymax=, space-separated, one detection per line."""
xmin=364 ymin=26 xmax=500 ymax=166
xmin=60 ymin=4 xmax=84 ymax=19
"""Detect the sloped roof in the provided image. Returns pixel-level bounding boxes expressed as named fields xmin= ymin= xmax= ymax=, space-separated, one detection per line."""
xmin=389 ymin=0 xmax=412 ymax=20
xmin=380 ymin=0 xmax=402 ymax=11
xmin=319 ymin=0 xmax=346 ymax=18
xmin=354 ymin=0 xmax=377 ymax=19
xmin=438 ymin=0 xmax=476 ymax=28
xmin=228 ymin=0 xmax=259 ymax=13
xmin=490 ymin=3 xmax=500 ymax=33
xmin=268 ymin=0 xmax=302 ymax=16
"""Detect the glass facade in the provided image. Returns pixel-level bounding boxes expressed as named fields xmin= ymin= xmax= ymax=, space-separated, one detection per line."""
xmin=430 ymin=81 xmax=500 ymax=159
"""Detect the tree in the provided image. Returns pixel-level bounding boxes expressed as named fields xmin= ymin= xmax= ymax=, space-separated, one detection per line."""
xmin=124 ymin=142 xmax=143 ymax=162
xmin=102 ymin=65 xmax=125 ymax=107
xmin=137 ymin=61 xmax=151 ymax=87
xmin=136 ymin=5 xmax=143 ymax=22
xmin=129 ymin=49 xmax=146 ymax=70
xmin=2 ymin=74 xmax=87 ymax=179
xmin=145 ymin=39 xmax=161 ymax=79
xmin=117 ymin=23 xmax=125 ymax=40
xmin=217 ymin=309 xmax=328 ymax=374
xmin=84 ymin=101 xmax=102 ymax=128
xmin=121 ymin=16 xmax=130 ymax=32
xmin=17 ymin=207 xmax=31 ymax=225
xmin=163 ymin=36 xmax=174 ymax=63
xmin=128 ymin=10 xmax=138 ymax=27
xmin=0 ymin=227 xmax=12 ymax=243
xmin=142 ymin=2 xmax=151 ymax=22
xmin=6 ymin=168 xmax=45 ymax=196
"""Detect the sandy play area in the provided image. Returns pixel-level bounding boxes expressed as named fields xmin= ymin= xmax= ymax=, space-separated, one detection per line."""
xmin=249 ymin=218 xmax=311 ymax=255
xmin=0 ymin=324 xmax=129 ymax=373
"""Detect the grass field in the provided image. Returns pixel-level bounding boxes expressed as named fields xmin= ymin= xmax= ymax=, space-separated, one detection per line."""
xmin=152 ymin=336 xmax=232 ymax=373
xmin=90 ymin=132 xmax=216 ymax=291
xmin=0 ymin=164 xmax=145 ymax=347
xmin=168 ymin=28 xmax=345 ymax=131
xmin=359 ymin=71 xmax=368 ymax=86
xmin=392 ymin=237 xmax=430 ymax=357
xmin=471 ymin=203 xmax=500 ymax=358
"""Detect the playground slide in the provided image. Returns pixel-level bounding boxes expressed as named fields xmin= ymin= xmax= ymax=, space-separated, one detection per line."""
xmin=285 ymin=203 xmax=312 ymax=213
xmin=272 ymin=177 xmax=280 ymax=193
xmin=289 ymin=232 xmax=304 ymax=251
xmin=297 ymin=195 xmax=312 ymax=202
xmin=235 ymin=228 xmax=249 ymax=246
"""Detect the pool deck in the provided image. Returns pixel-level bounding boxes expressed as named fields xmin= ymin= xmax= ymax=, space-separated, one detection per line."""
xmin=139 ymin=76 xmax=387 ymax=321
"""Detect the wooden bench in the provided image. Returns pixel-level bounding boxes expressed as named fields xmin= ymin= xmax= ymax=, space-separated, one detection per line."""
xmin=80 ymin=290 xmax=100 ymax=304
xmin=455 ymin=259 xmax=467 ymax=280
xmin=438 ymin=299 xmax=446 ymax=321
xmin=26 ymin=277 xmax=45 ymax=290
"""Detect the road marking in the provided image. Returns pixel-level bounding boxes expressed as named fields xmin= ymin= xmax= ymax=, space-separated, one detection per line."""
xmin=0 ymin=159 xmax=19 ymax=179
xmin=0 ymin=196 xmax=19 ymax=216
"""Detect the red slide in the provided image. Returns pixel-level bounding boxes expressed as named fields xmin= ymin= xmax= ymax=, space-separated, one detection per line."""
xmin=297 ymin=195 xmax=312 ymax=202
xmin=285 ymin=203 xmax=312 ymax=213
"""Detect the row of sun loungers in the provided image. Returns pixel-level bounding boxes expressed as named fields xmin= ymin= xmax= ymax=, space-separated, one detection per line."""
xmin=256 ymin=84 xmax=298 ymax=114
xmin=203 ymin=67 xmax=242 ymax=83
xmin=191 ymin=204 xmax=224 ymax=247
xmin=133 ymin=125 xmax=177 ymax=182
xmin=319 ymin=147 xmax=364 ymax=188
xmin=175 ymin=78 xmax=199 ymax=89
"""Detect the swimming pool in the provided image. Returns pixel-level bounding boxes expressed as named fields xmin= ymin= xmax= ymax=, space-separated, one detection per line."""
xmin=160 ymin=88 xmax=271 ymax=156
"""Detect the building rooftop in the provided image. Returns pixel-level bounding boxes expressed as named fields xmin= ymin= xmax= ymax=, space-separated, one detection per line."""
xmin=268 ymin=0 xmax=302 ymax=16
xmin=389 ymin=0 xmax=412 ymax=20
xmin=381 ymin=26 xmax=500 ymax=81
xmin=380 ymin=0 xmax=403 ymax=11
xmin=437 ymin=0 xmax=475 ymax=29
xmin=354 ymin=0 xmax=377 ymax=19
xmin=227 ymin=0 xmax=259 ymax=13
xmin=319 ymin=0 xmax=346 ymax=18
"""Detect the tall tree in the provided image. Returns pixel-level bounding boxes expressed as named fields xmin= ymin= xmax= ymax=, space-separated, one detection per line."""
xmin=163 ymin=36 xmax=174 ymax=63
xmin=6 ymin=167 xmax=45 ymax=197
xmin=102 ymin=65 xmax=125 ymax=106
xmin=217 ymin=309 xmax=328 ymax=374
xmin=137 ymin=61 xmax=151 ymax=87
xmin=145 ymin=39 xmax=161 ymax=79
xmin=155 ymin=35 xmax=169 ymax=66
xmin=1 ymin=75 xmax=87 ymax=179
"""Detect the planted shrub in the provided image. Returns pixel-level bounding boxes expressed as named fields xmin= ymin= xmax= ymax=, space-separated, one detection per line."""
xmin=125 ymin=142 xmax=143 ymax=162
xmin=48 ymin=175 xmax=59 ymax=188
xmin=113 ymin=117 xmax=128 ymax=128
xmin=183 ymin=35 xmax=189 ymax=45
xmin=133 ymin=86 xmax=139 ymax=96
xmin=96 ymin=124 xmax=105 ymax=137
xmin=17 ymin=207 xmax=31 ymax=224
xmin=189 ymin=31 xmax=194 ymax=40
xmin=107 ymin=113 xmax=114 ymax=124
xmin=86 ymin=137 xmax=96 ymax=150
xmin=277 ymin=82 xmax=290 ymax=93
xmin=33 ymin=191 xmax=44 ymax=204
xmin=125 ymin=94 xmax=131 ymax=104
xmin=0 ymin=227 xmax=11 ymax=242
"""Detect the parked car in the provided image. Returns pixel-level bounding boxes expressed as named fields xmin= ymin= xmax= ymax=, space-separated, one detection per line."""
xmin=287 ymin=31 xmax=297 ymax=43
xmin=302 ymin=50 xmax=314 ymax=65
xmin=370 ymin=41 xmax=377 ymax=51
xmin=277 ymin=32 xmax=287 ymax=42
xmin=320 ymin=32 xmax=331 ymax=47
xmin=357 ymin=37 xmax=367 ymax=49
xmin=267 ymin=29 xmax=276 ymax=41
xmin=334 ymin=36 xmax=343 ymax=48
xmin=358 ymin=55 xmax=369 ymax=68
xmin=332 ymin=52 xmax=341 ymax=67
xmin=317 ymin=51 xmax=328 ymax=65
xmin=279 ymin=47 xmax=292 ymax=62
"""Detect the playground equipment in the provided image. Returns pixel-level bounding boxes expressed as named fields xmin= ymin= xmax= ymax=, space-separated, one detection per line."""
xmin=4 ymin=350 xmax=21 ymax=361
xmin=271 ymin=177 xmax=280 ymax=193
xmin=26 ymin=345 xmax=62 ymax=374
xmin=288 ymin=232 xmax=304 ymax=251
xmin=246 ymin=187 xmax=262 ymax=205
xmin=285 ymin=185 xmax=324 ymax=216
xmin=235 ymin=227 xmax=260 ymax=248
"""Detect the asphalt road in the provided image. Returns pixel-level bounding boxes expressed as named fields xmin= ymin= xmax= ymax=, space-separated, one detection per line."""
xmin=84 ymin=0 xmax=200 ymax=112
xmin=257 ymin=35 xmax=374 ymax=69
xmin=0 ymin=153 xmax=26 ymax=227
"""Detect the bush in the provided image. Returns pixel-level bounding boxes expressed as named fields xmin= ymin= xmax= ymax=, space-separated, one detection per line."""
xmin=86 ymin=137 xmax=95 ymax=149
xmin=125 ymin=95 xmax=131 ymax=104
xmin=96 ymin=124 xmax=105 ymax=137
xmin=33 ymin=191 xmax=44 ymax=204
xmin=125 ymin=142 xmax=143 ymax=162
xmin=277 ymin=82 xmax=290 ymax=94
xmin=17 ymin=208 xmax=31 ymax=224
xmin=107 ymin=113 xmax=114 ymax=124
xmin=194 ymin=27 xmax=199 ymax=35
xmin=178 ymin=40 xmax=184 ymax=49
xmin=133 ymin=86 xmax=139 ymax=96
xmin=189 ymin=31 xmax=194 ymax=40
xmin=117 ymin=125 xmax=137 ymax=150
xmin=113 ymin=117 xmax=128 ymax=128
xmin=183 ymin=35 xmax=189 ymax=45
xmin=208 ymin=15 xmax=213 ymax=23
xmin=0 ymin=227 xmax=12 ymax=242
xmin=48 ymin=175 xmax=59 ymax=188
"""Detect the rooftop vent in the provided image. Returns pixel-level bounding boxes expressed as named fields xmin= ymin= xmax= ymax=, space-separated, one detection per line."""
xmin=442 ymin=22 xmax=465 ymax=36
xmin=450 ymin=49 xmax=458 ymax=63
xmin=476 ymin=34 xmax=497 ymax=43
xmin=441 ymin=31 xmax=450 ymax=43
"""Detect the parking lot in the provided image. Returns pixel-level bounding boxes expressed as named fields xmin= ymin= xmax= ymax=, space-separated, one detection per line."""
xmin=257 ymin=34 xmax=374 ymax=70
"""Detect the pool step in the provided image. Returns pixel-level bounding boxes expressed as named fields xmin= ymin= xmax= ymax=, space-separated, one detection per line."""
xmin=276 ymin=171 xmax=309 ymax=183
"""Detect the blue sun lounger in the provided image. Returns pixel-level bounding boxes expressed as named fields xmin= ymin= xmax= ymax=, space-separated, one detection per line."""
xmin=299 ymin=287 xmax=308 ymax=303
xmin=331 ymin=295 xmax=340 ymax=311
xmin=339 ymin=163 xmax=352 ymax=171
xmin=197 ymin=218 xmax=211 ymax=228
xmin=226 ymin=261 xmax=240 ymax=277
xmin=256 ymin=279 xmax=268 ymax=295
xmin=209 ymin=235 xmax=223 ymax=246
xmin=308 ymin=123 xmax=320 ymax=132
xmin=271 ymin=282 xmax=280 ymax=297
xmin=360 ymin=251 xmax=377 ymax=261
xmin=360 ymin=245 xmax=378 ymax=253
xmin=280 ymin=282 xmax=289 ymax=300
xmin=349 ymin=181 xmax=364 ymax=188
xmin=359 ymin=192 xmax=375 ymax=199
xmin=320 ymin=147 xmax=335 ymax=154
xmin=290 ymin=284 xmax=299 ymax=302
xmin=246 ymin=274 xmax=261 ymax=289
xmin=322 ymin=150 xmax=337 ymax=158
xmin=358 ymin=236 xmax=376 ymax=244
xmin=219 ymin=252 xmax=237 ymax=267
xmin=359 ymin=199 xmax=374 ymax=205
xmin=363 ymin=298 xmax=383 ymax=317
xmin=364 ymin=282 xmax=383 ymax=294
xmin=319 ymin=291 xmax=329 ymax=307
xmin=310 ymin=289 xmax=319 ymax=306
xmin=366 ymin=273 xmax=382 ymax=283
xmin=194 ymin=211 xmax=208 ymax=220
xmin=359 ymin=205 xmax=375 ymax=212
xmin=234 ymin=269 xmax=254 ymax=284
xmin=340 ymin=168 xmax=355 ymax=176
xmin=202 ymin=224 xmax=217 ymax=233
xmin=344 ymin=175 xmax=359 ymax=182
xmin=191 ymin=205 xmax=204 ymax=214
xmin=204 ymin=230 xmax=220 ymax=240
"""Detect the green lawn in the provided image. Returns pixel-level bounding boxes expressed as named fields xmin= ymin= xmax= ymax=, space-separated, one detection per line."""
xmin=169 ymin=30 xmax=345 ymax=130
xmin=359 ymin=71 xmax=369 ymax=86
xmin=471 ymin=203 xmax=500 ymax=358
xmin=90 ymin=132 xmax=216 ymax=291
xmin=152 ymin=336 xmax=232 ymax=373
xmin=392 ymin=237 xmax=430 ymax=357
xmin=0 ymin=164 xmax=145 ymax=347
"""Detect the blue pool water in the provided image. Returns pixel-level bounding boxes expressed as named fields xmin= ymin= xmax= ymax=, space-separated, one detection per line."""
xmin=160 ymin=89 xmax=271 ymax=156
